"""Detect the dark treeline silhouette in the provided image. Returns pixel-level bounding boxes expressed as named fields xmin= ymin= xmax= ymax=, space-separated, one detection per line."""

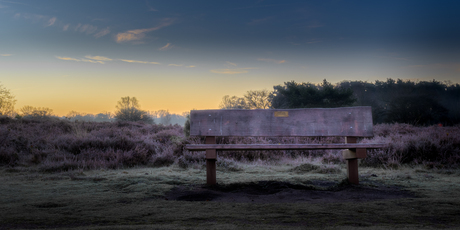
xmin=338 ymin=79 xmax=460 ymax=126
xmin=272 ymin=79 xmax=356 ymax=109
xmin=219 ymin=79 xmax=460 ymax=126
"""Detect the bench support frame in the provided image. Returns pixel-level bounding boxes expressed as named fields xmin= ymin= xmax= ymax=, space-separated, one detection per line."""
xmin=202 ymin=136 xmax=368 ymax=185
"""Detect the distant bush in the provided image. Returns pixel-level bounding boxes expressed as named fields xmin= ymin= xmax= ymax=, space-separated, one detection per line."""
xmin=184 ymin=114 xmax=190 ymax=137
xmin=114 ymin=96 xmax=153 ymax=123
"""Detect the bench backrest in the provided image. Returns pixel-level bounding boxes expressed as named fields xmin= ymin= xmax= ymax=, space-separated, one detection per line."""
xmin=190 ymin=106 xmax=374 ymax=137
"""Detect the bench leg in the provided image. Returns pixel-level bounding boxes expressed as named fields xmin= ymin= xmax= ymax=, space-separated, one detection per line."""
xmin=206 ymin=159 xmax=216 ymax=185
xmin=347 ymin=159 xmax=359 ymax=184
xmin=345 ymin=137 xmax=360 ymax=185
xmin=205 ymin=136 xmax=217 ymax=185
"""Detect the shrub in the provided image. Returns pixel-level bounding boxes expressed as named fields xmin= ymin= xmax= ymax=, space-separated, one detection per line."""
xmin=176 ymin=152 xmax=204 ymax=169
xmin=362 ymin=124 xmax=460 ymax=168
xmin=1 ymin=118 xmax=459 ymax=171
xmin=0 ymin=119 xmax=184 ymax=171
xmin=217 ymin=158 xmax=242 ymax=172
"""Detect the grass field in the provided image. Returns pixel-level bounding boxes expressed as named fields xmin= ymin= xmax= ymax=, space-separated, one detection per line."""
xmin=1 ymin=162 xmax=460 ymax=229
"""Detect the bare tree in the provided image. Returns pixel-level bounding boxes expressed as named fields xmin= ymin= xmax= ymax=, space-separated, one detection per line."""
xmin=244 ymin=89 xmax=273 ymax=109
xmin=158 ymin=110 xmax=172 ymax=125
xmin=219 ymin=95 xmax=248 ymax=109
xmin=20 ymin=106 xmax=54 ymax=117
xmin=0 ymin=82 xmax=16 ymax=116
xmin=66 ymin=110 xmax=81 ymax=118
xmin=116 ymin=96 xmax=140 ymax=111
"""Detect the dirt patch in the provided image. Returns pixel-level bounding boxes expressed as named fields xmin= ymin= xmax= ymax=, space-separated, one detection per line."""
xmin=165 ymin=180 xmax=417 ymax=203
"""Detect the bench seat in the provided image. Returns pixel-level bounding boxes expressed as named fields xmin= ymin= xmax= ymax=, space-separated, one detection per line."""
xmin=186 ymin=143 xmax=386 ymax=151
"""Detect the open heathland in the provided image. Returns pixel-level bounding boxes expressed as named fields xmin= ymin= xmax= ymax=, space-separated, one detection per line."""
xmin=1 ymin=117 xmax=460 ymax=229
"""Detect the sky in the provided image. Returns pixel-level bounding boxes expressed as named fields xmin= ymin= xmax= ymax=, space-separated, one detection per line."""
xmin=1 ymin=0 xmax=460 ymax=116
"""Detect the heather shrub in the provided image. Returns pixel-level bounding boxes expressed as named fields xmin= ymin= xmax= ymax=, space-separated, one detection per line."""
xmin=0 ymin=147 xmax=19 ymax=166
xmin=214 ymin=136 xmax=342 ymax=162
xmin=321 ymin=150 xmax=344 ymax=164
xmin=0 ymin=119 xmax=185 ymax=171
xmin=0 ymin=115 xmax=13 ymax=124
xmin=362 ymin=124 xmax=460 ymax=168
xmin=217 ymin=157 xmax=242 ymax=172
xmin=177 ymin=156 xmax=189 ymax=169
xmin=150 ymin=154 xmax=175 ymax=167
xmin=2 ymin=118 xmax=459 ymax=171
xmin=149 ymin=142 xmax=175 ymax=167
xmin=177 ymin=151 xmax=205 ymax=169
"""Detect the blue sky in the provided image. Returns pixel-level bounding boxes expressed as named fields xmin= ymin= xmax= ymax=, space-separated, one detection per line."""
xmin=1 ymin=0 xmax=459 ymax=116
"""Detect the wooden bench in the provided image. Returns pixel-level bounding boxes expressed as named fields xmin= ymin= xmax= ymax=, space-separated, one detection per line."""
xmin=185 ymin=106 xmax=385 ymax=185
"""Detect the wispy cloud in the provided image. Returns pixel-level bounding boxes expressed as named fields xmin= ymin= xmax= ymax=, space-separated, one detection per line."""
xmin=85 ymin=55 xmax=112 ymax=61
xmin=120 ymin=59 xmax=160 ymax=65
xmin=211 ymin=62 xmax=256 ymax=74
xmin=57 ymin=55 xmax=163 ymax=65
xmin=168 ymin=64 xmax=196 ymax=68
xmin=258 ymin=58 xmax=286 ymax=64
xmin=56 ymin=56 xmax=81 ymax=62
xmin=13 ymin=12 xmax=56 ymax=27
xmin=81 ymin=58 xmax=104 ymax=64
xmin=69 ymin=23 xmax=109 ymax=37
xmin=145 ymin=1 xmax=158 ymax=11
xmin=159 ymin=43 xmax=172 ymax=50
xmin=12 ymin=11 xmax=110 ymax=39
xmin=94 ymin=27 xmax=110 ymax=38
xmin=56 ymin=56 xmax=106 ymax=64
xmin=115 ymin=18 xmax=175 ymax=43
xmin=210 ymin=69 xmax=249 ymax=74
xmin=46 ymin=17 xmax=56 ymax=26
xmin=75 ymin=23 xmax=98 ymax=34
xmin=0 ymin=54 xmax=12 ymax=57
xmin=226 ymin=61 xmax=237 ymax=66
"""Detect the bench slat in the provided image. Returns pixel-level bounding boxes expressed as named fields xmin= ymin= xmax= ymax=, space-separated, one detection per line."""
xmin=190 ymin=107 xmax=374 ymax=137
xmin=186 ymin=143 xmax=386 ymax=151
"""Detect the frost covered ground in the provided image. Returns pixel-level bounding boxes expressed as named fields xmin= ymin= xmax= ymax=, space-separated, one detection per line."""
xmin=1 ymin=163 xmax=460 ymax=229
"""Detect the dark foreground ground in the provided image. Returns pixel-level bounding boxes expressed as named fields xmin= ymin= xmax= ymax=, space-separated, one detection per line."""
xmin=1 ymin=164 xmax=460 ymax=229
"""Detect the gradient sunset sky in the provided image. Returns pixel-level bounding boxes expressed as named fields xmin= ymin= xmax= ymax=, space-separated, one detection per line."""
xmin=1 ymin=0 xmax=460 ymax=116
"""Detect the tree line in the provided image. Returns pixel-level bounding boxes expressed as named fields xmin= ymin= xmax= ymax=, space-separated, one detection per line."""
xmin=0 ymin=83 xmax=186 ymax=125
xmin=219 ymin=79 xmax=460 ymax=126
xmin=2 ymin=79 xmax=459 ymax=126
